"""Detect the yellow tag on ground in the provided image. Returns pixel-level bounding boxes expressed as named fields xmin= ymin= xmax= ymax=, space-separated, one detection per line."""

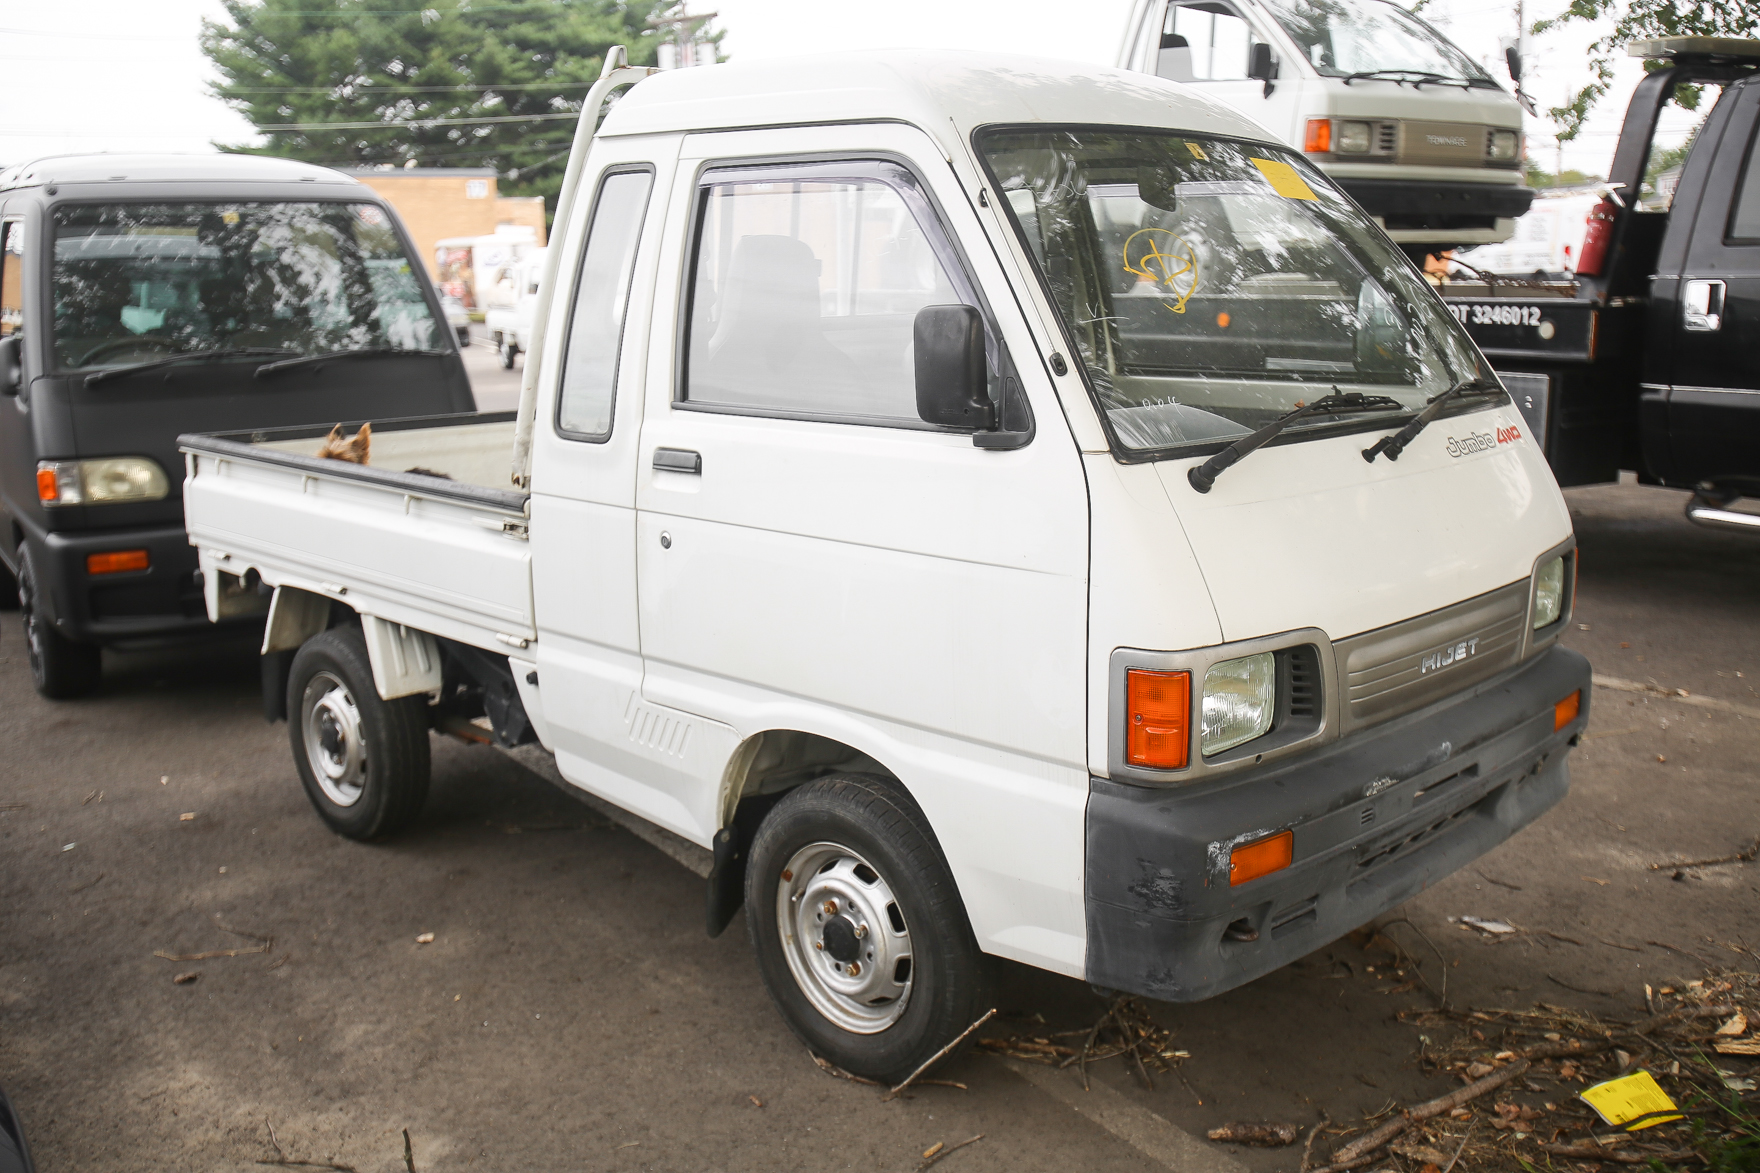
xmin=1185 ymin=141 xmax=1208 ymax=159
xmin=1249 ymin=158 xmax=1318 ymax=201
xmin=1580 ymin=1071 xmax=1683 ymax=1129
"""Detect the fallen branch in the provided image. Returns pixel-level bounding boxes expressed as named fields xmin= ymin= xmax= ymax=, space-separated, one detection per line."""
xmin=1328 ymin=1059 xmax=1532 ymax=1165
xmin=1650 ymin=836 xmax=1760 ymax=871
xmin=1299 ymin=1113 xmax=1330 ymax=1173
xmin=1439 ymin=1122 xmax=1474 ymax=1173
xmin=811 ymin=1054 xmax=881 ymax=1087
xmin=255 ymin=1161 xmax=356 ymax=1172
xmin=1540 ymin=1143 xmax=1700 ymax=1164
xmin=403 ymin=1129 xmax=415 ymax=1173
xmin=919 ymin=1134 xmax=983 ymax=1170
xmin=885 ymin=1009 xmax=996 ymax=1101
xmin=155 ymin=944 xmax=271 ymax=961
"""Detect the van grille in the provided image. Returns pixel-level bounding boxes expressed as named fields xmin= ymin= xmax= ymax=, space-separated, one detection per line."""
xmin=1376 ymin=122 xmax=1398 ymax=154
xmin=1332 ymin=580 xmax=1529 ymax=731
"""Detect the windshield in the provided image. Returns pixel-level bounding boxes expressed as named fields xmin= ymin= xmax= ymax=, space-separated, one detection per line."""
xmin=980 ymin=129 xmax=1486 ymax=453
xmin=52 ymin=202 xmax=439 ymax=371
xmin=1260 ymin=0 xmax=1493 ymax=82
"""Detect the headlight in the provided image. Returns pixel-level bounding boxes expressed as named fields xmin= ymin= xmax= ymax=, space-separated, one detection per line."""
xmin=1202 ymin=652 xmax=1276 ymax=755
xmin=36 ymin=457 xmax=169 ymax=506
xmin=1489 ymin=129 xmax=1520 ymax=161
xmin=1336 ymin=121 xmax=1372 ymax=154
xmin=1533 ymin=556 xmax=1565 ymax=629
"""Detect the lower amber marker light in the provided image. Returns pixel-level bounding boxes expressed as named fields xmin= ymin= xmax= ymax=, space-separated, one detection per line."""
xmin=1230 ymin=830 xmax=1293 ymax=887
xmin=1554 ymin=689 xmax=1581 ymax=731
xmin=87 ymin=549 xmax=150 ymax=575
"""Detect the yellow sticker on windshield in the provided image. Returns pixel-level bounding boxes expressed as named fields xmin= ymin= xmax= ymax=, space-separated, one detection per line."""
xmin=1185 ymin=141 xmax=1207 ymax=159
xmin=1249 ymin=158 xmax=1318 ymax=201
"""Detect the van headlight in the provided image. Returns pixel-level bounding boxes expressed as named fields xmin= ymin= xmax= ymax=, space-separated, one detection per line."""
xmin=36 ymin=457 xmax=169 ymax=506
xmin=1489 ymin=129 xmax=1520 ymax=161
xmin=1335 ymin=121 xmax=1373 ymax=154
xmin=1202 ymin=652 xmax=1276 ymax=755
xmin=1533 ymin=556 xmax=1565 ymax=629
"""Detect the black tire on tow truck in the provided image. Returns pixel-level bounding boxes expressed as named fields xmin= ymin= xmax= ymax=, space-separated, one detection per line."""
xmin=287 ymin=626 xmax=431 ymax=840
xmin=17 ymin=543 xmax=100 ymax=699
xmin=744 ymin=773 xmax=991 ymax=1083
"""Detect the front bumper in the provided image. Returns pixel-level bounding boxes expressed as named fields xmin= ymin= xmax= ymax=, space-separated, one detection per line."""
xmin=1337 ymin=177 xmax=1535 ymax=233
xmin=1084 ymin=645 xmax=1589 ymax=1002
xmin=32 ymin=522 xmax=218 ymax=645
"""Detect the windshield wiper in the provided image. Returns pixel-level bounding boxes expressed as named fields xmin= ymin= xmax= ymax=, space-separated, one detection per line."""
xmin=1187 ymin=390 xmax=1405 ymax=493
xmin=1340 ymin=69 xmax=1471 ymax=89
xmin=84 ymin=348 xmax=290 ymax=386
xmin=1361 ymin=378 xmax=1502 ymax=463
xmin=254 ymin=347 xmax=448 ymax=378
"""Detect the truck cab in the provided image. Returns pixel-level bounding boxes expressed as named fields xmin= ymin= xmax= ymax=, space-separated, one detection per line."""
xmin=1118 ymin=0 xmax=1534 ymax=256
xmin=0 ymin=154 xmax=474 ymax=697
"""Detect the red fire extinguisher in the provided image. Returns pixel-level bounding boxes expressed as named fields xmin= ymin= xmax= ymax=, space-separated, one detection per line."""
xmin=1576 ymin=197 xmax=1621 ymax=277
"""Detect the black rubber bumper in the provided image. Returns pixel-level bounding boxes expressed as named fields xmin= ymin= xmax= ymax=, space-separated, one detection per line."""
xmin=1084 ymin=645 xmax=1590 ymax=1002
xmin=1336 ymin=178 xmax=1536 ymax=221
xmin=33 ymin=522 xmax=213 ymax=645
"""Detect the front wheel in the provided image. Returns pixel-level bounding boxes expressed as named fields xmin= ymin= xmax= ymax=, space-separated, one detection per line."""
xmin=17 ymin=543 xmax=100 ymax=699
xmin=287 ymin=627 xmax=431 ymax=840
xmin=745 ymin=774 xmax=990 ymax=1083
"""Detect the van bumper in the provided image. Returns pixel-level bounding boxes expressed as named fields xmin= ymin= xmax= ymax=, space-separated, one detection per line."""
xmin=1083 ymin=645 xmax=1589 ymax=1002
xmin=32 ymin=523 xmax=219 ymax=645
xmin=1336 ymin=178 xmax=1535 ymax=233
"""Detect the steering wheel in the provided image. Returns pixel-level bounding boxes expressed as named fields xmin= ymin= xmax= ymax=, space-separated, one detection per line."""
xmin=76 ymin=336 xmax=178 ymax=367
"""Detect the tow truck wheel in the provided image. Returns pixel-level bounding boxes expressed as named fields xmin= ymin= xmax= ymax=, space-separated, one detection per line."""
xmin=497 ymin=336 xmax=518 ymax=369
xmin=287 ymin=626 xmax=430 ymax=841
xmin=17 ymin=543 xmax=100 ymax=700
xmin=745 ymin=773 xmax=990 ymax=1083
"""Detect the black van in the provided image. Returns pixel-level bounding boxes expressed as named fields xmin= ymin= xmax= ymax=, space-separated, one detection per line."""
xmin=0 ymin=154 xmax=475 ymax=698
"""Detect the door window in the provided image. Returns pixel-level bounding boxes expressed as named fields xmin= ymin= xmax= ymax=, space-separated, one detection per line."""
xmin=682 ymin=161 xmax=976 ymax=425
xmin=556 ymin=168 xmax=654 ymax=440
xmin=1728 ymin=119 xmax=1760 ymax=241
xmin=1159 ymin=2 xmax=1255 ymax=82
xmin=1 ymin=220 xmax=23 ymax=337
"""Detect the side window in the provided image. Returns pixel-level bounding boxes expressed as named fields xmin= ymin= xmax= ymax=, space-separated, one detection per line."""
xmin=682 ymin=163 xmax=974 ymax=424
xmin=1159 ymin=2 xmax=1254 ymax=82
xmin=1 ymin=220 xmax=23 ymax=337
xmin=556 ymin=168 xmax=654 ymax=440
xmin=1728 ymin=122 xmax=1760 ymax=241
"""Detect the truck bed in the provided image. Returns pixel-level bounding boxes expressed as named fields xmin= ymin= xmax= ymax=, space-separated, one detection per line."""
xmin=180 ymin=411 xmax=535 ymax=652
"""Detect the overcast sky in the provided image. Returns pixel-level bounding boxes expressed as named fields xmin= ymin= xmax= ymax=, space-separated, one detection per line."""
xmin=0 ymin=0 xmax=1702 ymax=177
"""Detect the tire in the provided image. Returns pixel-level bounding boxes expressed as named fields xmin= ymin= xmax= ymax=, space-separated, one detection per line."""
xmin=0 ymin=552 xmax=17 ymax=611
xmin=745 ymin=773 xmax=990 ymax=1083
xmin=498 ymin=336 xmax=518 ymax=369
xmin=455 ymin=325 xmax=471 ymax=348
xmin=17 ymin=543 xmax=101 ymax=699
xmin=287 ymin=626 xmax=431 ymax=840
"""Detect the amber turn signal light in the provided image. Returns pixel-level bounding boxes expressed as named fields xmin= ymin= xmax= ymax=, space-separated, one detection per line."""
xmin=1554 ymin=689 xmax=1581 ymax=731
xmin=1230 ymin=830 xmax=1293 ymax=887
xmin=1303 ymin=118 xmax=1332 ymax=153
xmin=1126 ymin=668 xmax=1190 ymax=770
xmin=87 ymin=549 xmax=149 ymax=575
xmin=36 ymin=467 xmax=58 ymax=502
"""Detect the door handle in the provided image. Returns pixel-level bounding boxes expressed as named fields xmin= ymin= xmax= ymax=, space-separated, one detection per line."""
xmin=652 ymin=447 xmax=702 ymax=474
xmin=1684 ymin=279 xmax=1725 ymax=332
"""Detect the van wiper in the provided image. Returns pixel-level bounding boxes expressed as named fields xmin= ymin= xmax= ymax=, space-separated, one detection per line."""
xmin=254 ymin=347 xmax=448 ymax=377
xmin=1187 ymin=390 xmax=1405 ymax=493
xmin=1341 ymin=69 xmax=1470 ymax=89
xmin=1361 ymin=378 xmax=1502 ymax=463
xmin=84 ymin=347 xmax=290 ymax=386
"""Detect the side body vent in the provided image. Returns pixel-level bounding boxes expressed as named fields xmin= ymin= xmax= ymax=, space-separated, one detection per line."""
xmin=1376 ymin=122 xmax=1398 ymax=154
xmin=1285 ymin=644 xmax=1320 ymax=720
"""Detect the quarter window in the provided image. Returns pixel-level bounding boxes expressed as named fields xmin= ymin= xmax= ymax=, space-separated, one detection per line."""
xmin=682 ymin=162 xmax=974 ymax=424
xmin=556 ymin=168 xmax=654 ymax=440
xmin=1729 ymin=119 xmax=1760 ymax=241
xmin=1 ymin=221 xmax=23 ymax=338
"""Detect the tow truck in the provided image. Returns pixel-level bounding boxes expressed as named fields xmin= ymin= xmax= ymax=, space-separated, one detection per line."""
xmin=1442 ymin=37 xmax=1760 ymax=532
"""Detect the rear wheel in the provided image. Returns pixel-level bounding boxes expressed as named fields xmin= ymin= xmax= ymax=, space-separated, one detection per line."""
xmin=287 ymin=626 xmax=430 ymax=840
xmin=17 ymin=543 xmax=100 ymax=699
xmin=745 ymin=774 xmax=989 ymax=1083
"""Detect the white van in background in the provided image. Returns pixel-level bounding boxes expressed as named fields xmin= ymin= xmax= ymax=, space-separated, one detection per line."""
xmin=1119 ymin=0 xmax=1533 ymax=257
xmin=1453 ymin=188 xmax=1599 ymax=278
xmin=485 ymin=248 xmax=547 ymax=369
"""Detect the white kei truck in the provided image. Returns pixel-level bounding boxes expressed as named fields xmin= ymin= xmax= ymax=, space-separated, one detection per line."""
xmin=181 ymin=48 xmax=1590 ymax=1081
xmin=1116 ymin=0 xmax=1534 ymax=257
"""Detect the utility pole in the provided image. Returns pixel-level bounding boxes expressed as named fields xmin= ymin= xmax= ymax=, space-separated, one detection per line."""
xmin=649 ymin=3 xmax=719 ymax=70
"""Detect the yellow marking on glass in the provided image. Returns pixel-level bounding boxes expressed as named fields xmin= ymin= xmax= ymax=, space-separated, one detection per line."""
xmin=1122 ymin=229 xmax=1200 ymax=315
xmin=1248 ymin=158 xmax=1318 ymax=201
xmin=221 ymin=211 xmax=241 ymax=224
xmin=1185 ymin=141 xmax=1207 ymax=160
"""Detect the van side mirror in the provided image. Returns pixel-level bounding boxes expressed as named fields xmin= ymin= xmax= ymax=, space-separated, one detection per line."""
xmin=1504 ymin=46 xmax=1523 ymax=82
xmin=914 ymin=304 xmax=997 ymax=431
xmin=0 ymin=335 xmax=21 ymax=396
xmin=1248 ymin=42 xmax=1276 ymax=81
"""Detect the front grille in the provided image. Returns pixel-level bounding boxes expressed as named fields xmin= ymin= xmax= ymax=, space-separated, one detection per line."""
xmin=1376 ymin=122 xmax=1398 ymax=154
xmin=1333 ymin=580 xmax=1529 ymax=731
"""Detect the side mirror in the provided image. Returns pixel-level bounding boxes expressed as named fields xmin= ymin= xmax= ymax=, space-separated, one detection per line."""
xmin=914 ymin=304 xmax=997 ymax=431
xmin=1248 ymin=42 xmax=1276 ymax=81
xmin=1504 ymin=46 xmax=1523 ymax=82
xmin=0 ymin=334 xmax=21 ymax=397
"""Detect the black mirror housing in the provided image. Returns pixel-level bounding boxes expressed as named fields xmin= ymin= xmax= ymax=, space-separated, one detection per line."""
xmin=0 ymin=335 xmax=21 ymax=396
xmin=914 ymin=304 xmax=996 ymax=431
xmin=1248 ymin=42 xmax=1276 ymax=80
xmin=1504 ymin=46 xmax=1523 ymax=82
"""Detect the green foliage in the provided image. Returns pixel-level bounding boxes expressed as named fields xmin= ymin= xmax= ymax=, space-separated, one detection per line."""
xmin=1524 ymin=164 xmax=1605 ymax=187
xmin=201 ymin=0 xmax=699 ymax=210
xmin=1531 ymin=0 xmax=1760 ymax=143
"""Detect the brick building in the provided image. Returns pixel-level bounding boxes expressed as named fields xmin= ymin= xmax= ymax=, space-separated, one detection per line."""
xmin=341 ymin=167 xmax=547 ymax=280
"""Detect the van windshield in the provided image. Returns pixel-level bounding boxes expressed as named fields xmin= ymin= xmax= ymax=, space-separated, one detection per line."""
xmin=1259 ymin=0 xmax=1494 ymax=84
xmin=979 ymin=128 xmax=1486 ymax=453
xmin=52 ymin=202 xmax=439 ymax=371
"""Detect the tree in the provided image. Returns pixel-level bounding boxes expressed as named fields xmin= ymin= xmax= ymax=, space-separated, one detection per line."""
xmin=1533 ymin=0 xmax=1760 ymax=148
xmin=201 ymin=0 xmax=687 ymax=211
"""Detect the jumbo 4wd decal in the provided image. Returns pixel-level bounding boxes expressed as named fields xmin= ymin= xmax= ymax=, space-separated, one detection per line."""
xmin=1445 ymin=424 xmax=1522 ymax=457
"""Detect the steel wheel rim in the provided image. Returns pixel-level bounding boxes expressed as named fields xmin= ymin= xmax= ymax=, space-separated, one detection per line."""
xmin=301 ymin=671 xmax=368 ymax=807
xmin=19 ymin=567 xmax=46 ymax=681
xmin=776 ymin=841 xmax=913 ymax=1034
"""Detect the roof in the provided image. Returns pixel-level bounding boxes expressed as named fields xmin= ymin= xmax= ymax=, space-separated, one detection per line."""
xmin=1628 ymin=37 xmax=1760 ymax=63
xmin=341 ymin=167 xmax=499 ymax=178
xmin=599 ymin=50 xmax=1275 ymax=148
xmin=0 ymin=152 xmax=359 ymax=192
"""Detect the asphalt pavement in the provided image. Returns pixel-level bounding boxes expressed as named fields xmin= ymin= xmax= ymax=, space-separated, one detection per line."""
xmin=1 ymin=480 xmax=1755 ymax=1171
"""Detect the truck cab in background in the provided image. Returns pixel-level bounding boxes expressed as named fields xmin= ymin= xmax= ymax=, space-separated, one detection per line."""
xmin=0 ymin=154 xmax=474 ymax=698
xmin=1118 ymin=0 xmax=1533 ymax=259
